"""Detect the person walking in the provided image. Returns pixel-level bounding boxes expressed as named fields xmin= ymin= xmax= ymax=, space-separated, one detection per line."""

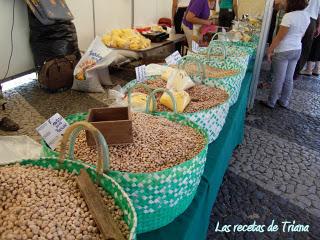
xmin=264 ymin=0 xmax=310 ymax=109
xmin=295 ymin=0 xmax=320 ymax=78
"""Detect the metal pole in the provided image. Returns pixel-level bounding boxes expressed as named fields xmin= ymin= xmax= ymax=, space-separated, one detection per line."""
xmin=131 ymin=0 xmax=134 ymax=28
xmin=248 ymin=0 xmax=274 ymax=109
xmin=92 ymin=0 xmax=96 ymax=37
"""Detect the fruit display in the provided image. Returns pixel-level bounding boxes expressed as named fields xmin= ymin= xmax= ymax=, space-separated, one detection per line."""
xmin=102 ymin=29 xmax=151 ymax=50
xmin=0 ymin=164 xmax=131 ymax=239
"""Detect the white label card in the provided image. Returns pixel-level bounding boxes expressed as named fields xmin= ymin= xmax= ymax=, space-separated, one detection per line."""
xmin=36 ymin=113 xmax=69 ymax=150
xmin=192 ymin=41 xmax=200 ymax=53
xmin=135 ymin=65 xmax=147 ymax=83
xmin=165 ymin=51 xmax=182 ymax=65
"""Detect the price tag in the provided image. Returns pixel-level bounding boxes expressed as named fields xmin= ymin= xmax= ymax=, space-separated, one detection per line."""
xmin=135 ymin=65 xmax=147 ymax=83
xmin=192 ymin=41 xmax=200 ymax=53
xmin=165 ymin=51 xmax=182 ymax=65
xmin=36 ymin=113 xmax=69 ymax=150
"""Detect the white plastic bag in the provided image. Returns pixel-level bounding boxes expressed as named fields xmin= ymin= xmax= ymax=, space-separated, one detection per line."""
xmin=166 ymin=69 xmax=195 ymax=91
xmin=108 ymin=85 xmax=128 ymax=108
xmin=72 ymin=37 xmax=117 ymax=93
xmin=0 ymin=136 xmax=42 ymax=165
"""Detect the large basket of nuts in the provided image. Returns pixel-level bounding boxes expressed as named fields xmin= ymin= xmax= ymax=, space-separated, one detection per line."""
xmin=176 ymin=56 xmax=247 ymax=106
xmin=42 ymin=110 xmax=209 ymax=233
xmin=123 ymin=80 xmax=230 ymax=143
xmin=191 ymin=42 xmax=251 ymax=68
xmin=1 ymin=122 xmax=137 ymax=240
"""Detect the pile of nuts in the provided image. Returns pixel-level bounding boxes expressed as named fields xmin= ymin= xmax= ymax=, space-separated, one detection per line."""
xmin=172 ymin=63 xmax=239 ymax=79
xmin=0 ymin=164 xmax=130 ymax=240
xmin=70 ymin=112 xmax=206 ymax=173
xmin=134 ymin=78 xmax=229 ymax=113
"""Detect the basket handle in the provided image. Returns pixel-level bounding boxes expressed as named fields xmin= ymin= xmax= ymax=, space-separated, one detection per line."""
xmin=127 ymin=83 xmax=152 ymax=110
xmin=177 ymin=56 xmax=206 ymax=83
xmin=145 ymin=88 xmax=178 ymax=114
xmin=207 ymin=42 xmax=227 ymax=60
xmin=59 ymin=121 xmax=109 ymax=175
xmin=209 ymin=32 xmax=227 ymax=46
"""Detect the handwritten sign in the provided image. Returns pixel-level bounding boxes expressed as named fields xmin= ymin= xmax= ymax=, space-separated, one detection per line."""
xmin=36 ymin=113 xmax=69 ymax=150
xmin=192 ymin=41 xmax=200 ymax=53
xmin=135 ymin=65 xmax=147 ymax=83
xmin=165 ymin=51 xmax=182 ymax=65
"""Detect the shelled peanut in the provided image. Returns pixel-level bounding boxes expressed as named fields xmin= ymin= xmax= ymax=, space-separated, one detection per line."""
xmin=171 ymin=63 xmax=239 ymax=78
xmin=134 ymin=78 xmax=229 ymax=113
xmin=0 ymin=164 xmax=130 ymax=240
xmin=65 ymin=112 xmax=206 ymax=173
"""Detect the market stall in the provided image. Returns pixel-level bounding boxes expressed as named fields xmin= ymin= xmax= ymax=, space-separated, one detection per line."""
xmin=1 ymin=0 xmax=271 ymax=238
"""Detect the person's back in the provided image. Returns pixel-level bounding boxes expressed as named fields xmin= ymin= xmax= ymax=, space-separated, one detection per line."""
xmin=275 ymin=10 xmax=310 ymax=53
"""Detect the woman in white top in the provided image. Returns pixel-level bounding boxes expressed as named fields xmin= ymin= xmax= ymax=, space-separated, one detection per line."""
xmin=264 ymin=0 xmax=310 ymax=109
xmin=172 ymin=0 xmax=191 ymax=33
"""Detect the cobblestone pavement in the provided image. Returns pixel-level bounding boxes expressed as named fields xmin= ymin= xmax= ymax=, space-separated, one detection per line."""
xmin=208 ymin=70 xmax=320 ymax=239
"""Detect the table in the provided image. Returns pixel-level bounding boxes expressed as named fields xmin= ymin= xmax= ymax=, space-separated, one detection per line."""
xmin=138 ymin=65 xmax=254 ymax=240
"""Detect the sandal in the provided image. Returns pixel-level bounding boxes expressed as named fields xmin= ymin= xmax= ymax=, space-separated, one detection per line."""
xmin=0 ymin=117 xmax=20 ymax=131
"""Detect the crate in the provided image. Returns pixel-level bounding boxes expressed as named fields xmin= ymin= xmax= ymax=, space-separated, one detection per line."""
xmin=86 ymin=107 xmax=133 ymax=146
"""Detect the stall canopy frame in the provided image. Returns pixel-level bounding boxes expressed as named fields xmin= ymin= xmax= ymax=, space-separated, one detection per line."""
xmin=248 ymin=0 xmax=274 ymax=109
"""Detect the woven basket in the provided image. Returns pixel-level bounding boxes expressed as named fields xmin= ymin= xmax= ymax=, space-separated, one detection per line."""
xmin=2 ymin=122 xmax=137 ymax=240
xmin=42 ymin=112 xmax=209 ymax=233
xmin=124 ymin=81 xmax=229 ymax=144
xmin=176 ymin=55 xmax=246 ymax=106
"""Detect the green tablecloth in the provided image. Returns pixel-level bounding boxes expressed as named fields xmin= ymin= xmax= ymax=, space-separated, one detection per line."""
xmin=138 ymin=68 xmax=253 ymax=240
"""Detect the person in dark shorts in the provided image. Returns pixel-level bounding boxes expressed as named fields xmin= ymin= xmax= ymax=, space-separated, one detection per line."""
xmin=172 ymin=0 xmax=191 ymax=33
xmin=295 ymin=0 xmax=320 ymax=78
xmin=218 ymin=0 xmax=238 ymax=28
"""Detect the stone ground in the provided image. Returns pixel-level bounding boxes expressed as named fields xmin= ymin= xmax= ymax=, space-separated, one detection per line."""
xmin=208 ymin=69 xmax=320 ymax=239
xmin=0 ymin=63 xmax=319 ymax=240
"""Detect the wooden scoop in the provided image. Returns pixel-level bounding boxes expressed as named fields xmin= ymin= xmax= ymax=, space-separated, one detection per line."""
xmin=77 ymin=169 xmax=126 ymax=240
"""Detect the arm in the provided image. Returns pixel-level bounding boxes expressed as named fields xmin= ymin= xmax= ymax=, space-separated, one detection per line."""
xmin=186 ymin=11 xmax=212 ymax=25
xmin=172 ymin=0 xmax=178 ymax=20
xmin=233 ymin=0 xmax=238 ymax=20
xmin=267 ymin=25 xmax=289 ymax=61
xmin=315 ymin=16 xmax=320 ymax=38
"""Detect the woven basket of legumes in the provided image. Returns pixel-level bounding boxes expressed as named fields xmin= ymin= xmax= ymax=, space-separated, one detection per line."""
xmin=1 ymin=122 xmax=137 ymax=240
xmin=41 ymin=102 xmax=209 ymax=234
xmin=123 ymin=61 xmax=231 ymax=143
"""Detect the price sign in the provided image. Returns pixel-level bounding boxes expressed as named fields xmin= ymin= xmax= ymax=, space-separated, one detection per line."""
xmin=36 ymin=113 xmax=69 ymax=150
xmin=192 ymin=41 xmax=200 ymax=53
xmin=135 ymin=65 xmax=147 ymax=83
xmin=165 ymin=51 xmax=182 ymax=65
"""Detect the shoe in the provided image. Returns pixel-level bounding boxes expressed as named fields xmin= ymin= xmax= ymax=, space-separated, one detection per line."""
xmin=312 ymin=69 xmax=320 ymax=77
xmin=259 ymin=100 xmax=274 ymax=109
xmin=299 ymin=69 xmax=312 ymax=76
xmin=0 ymin=117 xmax=20 ymax=131
xmin=277 ymin=101 xmax=289 ymax=109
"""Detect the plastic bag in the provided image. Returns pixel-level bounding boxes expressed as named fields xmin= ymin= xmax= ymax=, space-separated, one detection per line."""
xmin=108 ymin=85 xmax=128 ymax=107
xmin=165 ymin=69 xmax=195 ymax=91
xmin=161 ymin=67 xmax=175 ymax=81
xmin=0 ymin=136 xmax=42 ymax=165
xmin=125 ymin=93 xmax=155 ymax=112
xmin=72 ymin=37 xmax=117 ymax=93
xmin=28 ymin=8 xmax=81 ymax=68
xmin=160 ymin=90 xmax=191 ymax=113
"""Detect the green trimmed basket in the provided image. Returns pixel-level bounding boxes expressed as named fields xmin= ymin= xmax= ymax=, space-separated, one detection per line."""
xmin=124 ymin=80 xmax=230 ymax=144
xmin=1 ymin=122 xmax=137 ymax=240
xmin=177 ymin=55 xmax=247 ymax=106
xmin=42 ymin=111 xmax=209 ymax=233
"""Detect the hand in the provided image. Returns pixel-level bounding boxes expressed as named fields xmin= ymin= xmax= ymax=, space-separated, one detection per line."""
xmin=204 ymin=19 xmax=213 ymax=25
xmin=314 ymin=26 xmax=320 ymax=38
xmin=267 ymin=48 xmax=273 ymax=62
